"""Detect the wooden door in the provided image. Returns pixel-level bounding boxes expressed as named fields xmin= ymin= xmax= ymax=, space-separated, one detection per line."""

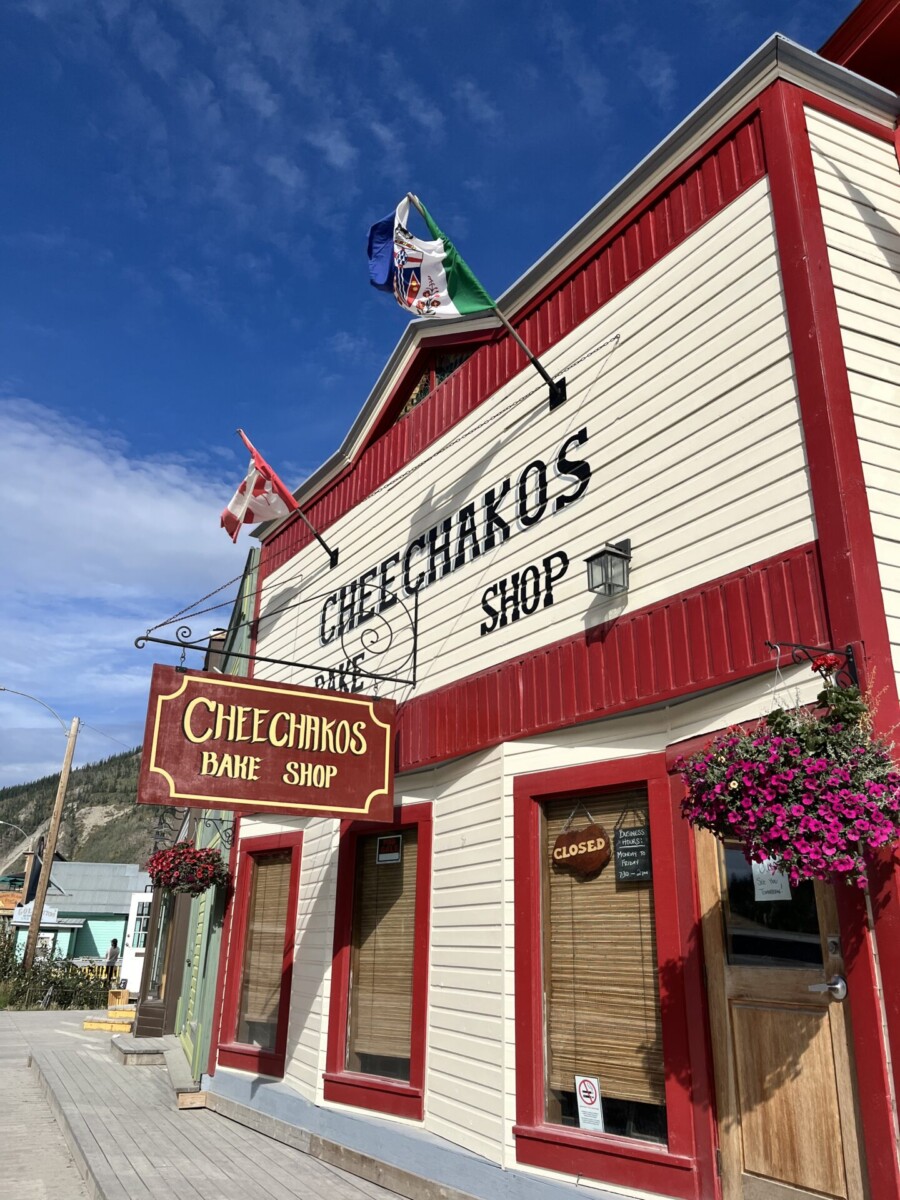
xmin=696 ymin=834 xmax=867 ymax=1200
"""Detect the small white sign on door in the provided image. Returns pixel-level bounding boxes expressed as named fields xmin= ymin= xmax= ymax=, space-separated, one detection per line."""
xmin=574 ymin=1075 xmax=605 ymax=1132
xmin=752 ymin=858 xmax=792 ymax=902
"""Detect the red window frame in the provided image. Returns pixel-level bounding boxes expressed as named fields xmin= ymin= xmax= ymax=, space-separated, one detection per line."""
xmin=512 ymin=754 xmax=716 ymax=1200
xmin=218 ymin=829 xmax=303 ymax=1078
xmin=324 ymin=803 xmax=432 ymax=1120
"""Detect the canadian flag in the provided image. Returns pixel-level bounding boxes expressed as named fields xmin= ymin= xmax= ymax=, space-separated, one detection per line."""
xmin=221 ymin=430 xmax=298 ymax=542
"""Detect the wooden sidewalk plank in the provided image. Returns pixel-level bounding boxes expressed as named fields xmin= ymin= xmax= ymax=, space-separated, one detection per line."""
xmin=14 ymin=1013 xmax=403 ymax=1200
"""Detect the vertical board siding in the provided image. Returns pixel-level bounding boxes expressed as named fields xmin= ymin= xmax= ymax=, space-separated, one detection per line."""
xmin=261 ymin=113 xmax=764 ymax=577
xmin=285 ymin=817 xmax=338 ymax=1101
xmin=808 ymin=107 xmax=900 ymax=698
xmin=427 ymin=749 xmax=506 ymax=1163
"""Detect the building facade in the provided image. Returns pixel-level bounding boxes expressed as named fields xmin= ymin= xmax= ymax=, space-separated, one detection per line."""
xmin=178 ymin=18 xmax=900 ymax=1200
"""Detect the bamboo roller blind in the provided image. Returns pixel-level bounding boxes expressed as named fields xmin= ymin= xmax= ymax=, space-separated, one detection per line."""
xmin=348 ymin=830 xmax=418 ymax=1063
xmin=237 ymin=849 xmax=292 ymax=1048
xmin=544 ymin=791 xmax=664 ymax=1105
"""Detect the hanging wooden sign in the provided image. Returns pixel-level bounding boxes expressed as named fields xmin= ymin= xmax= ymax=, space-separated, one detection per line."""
xmin=552 ymin=824 xmax=611 ymax=877
xmin=138 ymin=663 xmax=395 ymax=821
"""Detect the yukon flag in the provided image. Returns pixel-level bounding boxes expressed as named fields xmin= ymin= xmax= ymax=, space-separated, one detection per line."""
xmin=368 ymin=194 xmax=495 ymax=319
xmin=221 ymin=430 xmax=298 ymax=542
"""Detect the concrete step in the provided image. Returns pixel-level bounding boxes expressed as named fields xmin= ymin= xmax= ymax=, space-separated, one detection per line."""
xmin=107 ymin=1006 xmax=136 ymax=1017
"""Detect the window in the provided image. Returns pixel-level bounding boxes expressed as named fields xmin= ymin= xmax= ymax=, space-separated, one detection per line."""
xmin=395 ymin=350 xmax=474 ymax=421
xmin=218 ymin=831 xmax=302 ymax=1077
xmin=513 ymin=755 xmax=715 ymax=1197
xmin=133 ymin=900 xmax=151 ymax=950
xmin=543 ymin=791 xmax=666 ymax=1144
xmin=236 ymin=849 xmax=293 ymax=1050
xmin=720 ymin=842 xmax=822 ymax=967
xmin=347 ymin=828 xmax=418 ymax=1080
xmin=324 ymin=804 xmax=432 ymax=1118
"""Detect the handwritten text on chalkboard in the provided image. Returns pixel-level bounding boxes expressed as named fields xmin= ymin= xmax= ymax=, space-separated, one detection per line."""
xmin=614 ymin=826 xmax=652 ymax=882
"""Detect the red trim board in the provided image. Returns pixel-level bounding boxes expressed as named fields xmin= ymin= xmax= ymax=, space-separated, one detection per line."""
xmin=323 ymin=803 xmax=432 ymax=1120
xmin=512 ymin=754 xmax=716 ymax=1199
xmin=758 ymin=80 xmax=900 ymax=1199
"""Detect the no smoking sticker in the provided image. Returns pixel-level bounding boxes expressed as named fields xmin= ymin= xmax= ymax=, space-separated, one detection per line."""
xmin=574 ymin=1074 xmax=604 ymax=1132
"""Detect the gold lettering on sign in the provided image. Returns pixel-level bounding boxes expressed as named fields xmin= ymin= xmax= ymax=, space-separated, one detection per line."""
xmin=180 ymin=695 xmax=369 ymax=756
xmin=282 ymin=761 xmax=339 ymax=789
xmin=199 ymin=751 xmax=261 ymax=781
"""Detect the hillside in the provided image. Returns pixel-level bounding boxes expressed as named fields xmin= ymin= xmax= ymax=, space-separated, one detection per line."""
xmin=0 ymin=747 xmax=165 ymax=867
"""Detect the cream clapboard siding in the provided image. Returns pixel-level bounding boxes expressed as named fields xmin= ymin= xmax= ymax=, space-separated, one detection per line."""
xmin=807 ymin=107 xmax=900 ymax=700
xmin=285 ymin=816 xmax=338 ymax=1101
xmin=254 ymin=177 xmax=814 ymax=704
xmin=426 ymin=747 xmax=505 ymax=1162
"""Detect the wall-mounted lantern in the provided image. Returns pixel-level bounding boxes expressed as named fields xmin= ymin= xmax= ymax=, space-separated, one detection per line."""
xmin=585 ymin=539 xmax=632 ymax=597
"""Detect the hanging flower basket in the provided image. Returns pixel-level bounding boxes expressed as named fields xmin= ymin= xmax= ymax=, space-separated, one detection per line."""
xmin=146 ymin=841 xmax=231 ymax=896
xmin=677 ymin=657 xmax=900 ymax=888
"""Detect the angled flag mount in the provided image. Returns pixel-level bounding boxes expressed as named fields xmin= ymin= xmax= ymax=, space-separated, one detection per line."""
xmin=368 ymin=194 xmax=566 ymax=411
xmin=221 ymin=430 xmax=338 ymax=568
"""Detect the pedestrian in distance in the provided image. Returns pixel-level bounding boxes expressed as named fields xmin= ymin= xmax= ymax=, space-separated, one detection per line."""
xmin=105 ymin=939 xmax=119 ymax=984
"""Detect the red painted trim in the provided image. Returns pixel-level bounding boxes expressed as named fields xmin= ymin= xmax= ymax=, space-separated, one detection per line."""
xmin=207 ymin=813 xmax=240 ymax=1078
xmin=761 ymin=80 xmax=900 ymax=1199
xmin=321 ymin=1074 xmax=424 ymax=1121
xmin=394 ymin=542 xmax=828 ymax=773
xmin=260 ymin=104 xmax=765 ymax=578
xmin=324 ymin=803 xmax=432 ymax=1120
xmin=217 ymin=829 xmax=303 ymax=1079
xmin=820 ymin=0 xmax=900 ymax=94
xmin=512 ymin=754 xmax=715 ymax=1199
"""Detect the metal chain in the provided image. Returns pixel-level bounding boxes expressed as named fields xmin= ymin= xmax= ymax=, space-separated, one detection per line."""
xmin=144 ymin=572 xmax=245 ymax=634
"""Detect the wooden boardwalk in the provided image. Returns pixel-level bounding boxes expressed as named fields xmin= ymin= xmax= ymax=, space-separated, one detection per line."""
xmin=1 ymin=1011 xmax=400 ymax=1200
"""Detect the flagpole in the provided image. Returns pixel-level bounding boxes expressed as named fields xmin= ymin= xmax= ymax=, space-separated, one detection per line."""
xmin=237 ymin=430 xmax=339 ymax=568
xmin=406 ymin=194 xmax=567 ymax=410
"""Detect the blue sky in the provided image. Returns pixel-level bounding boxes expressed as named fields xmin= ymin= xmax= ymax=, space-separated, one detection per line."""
xmin=0 ymin=0 xmax=851 ymax=789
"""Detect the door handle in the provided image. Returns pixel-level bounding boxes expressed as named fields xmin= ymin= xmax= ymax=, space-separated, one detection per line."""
xmin=808 ymin=975 xmax=847 ymax=1001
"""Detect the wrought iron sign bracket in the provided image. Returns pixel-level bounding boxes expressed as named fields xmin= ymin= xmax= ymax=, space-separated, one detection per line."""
xmin=765 ymin=641 xmax=859 ymax=690
xmin=135 ymin=587 xmax=419 ymax=691
xmin=199 ymin=816 xmax=235 ymax=848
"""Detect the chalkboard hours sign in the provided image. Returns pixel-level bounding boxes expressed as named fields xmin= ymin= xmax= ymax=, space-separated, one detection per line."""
xmin=614 ymin=826 xmax=652 ymax=882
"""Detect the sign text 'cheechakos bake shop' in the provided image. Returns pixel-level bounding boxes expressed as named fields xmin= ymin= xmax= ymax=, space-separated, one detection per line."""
xmin=138 ymin=664 xmax=396 ymax=821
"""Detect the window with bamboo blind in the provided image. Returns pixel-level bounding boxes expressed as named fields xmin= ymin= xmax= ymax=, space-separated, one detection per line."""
xmin=236 ymin=849 xmax=292 ymax=1051
xmin=347 ymin=829 xmax=418 ymax=1080
xmin=543 ymin=789 xmax=667 ymax=1144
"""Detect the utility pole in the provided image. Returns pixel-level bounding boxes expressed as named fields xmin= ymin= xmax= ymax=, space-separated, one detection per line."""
xmin=22 ymin=716 xmax=80 ymax=971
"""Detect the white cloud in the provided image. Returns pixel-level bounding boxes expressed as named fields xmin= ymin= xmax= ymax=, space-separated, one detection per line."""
xmin=129 ymin=7 xmax=181 ymax=82
xmin=305 ymin=125 xmax=358 ymax=170
xmin=263 ymin=154 xmax=306 ymax=196
xmin=453 ymin=79 xmax=502 ymax=134
xmin=547 ymin=12 xmax=610 ymax=120
xmin=634 ymin=46 xmax=677 ymax=111
xmin=0 ymin=396 xmax=245 ymax=786
xmin=224 ymin=59 xmax=279 ymax=118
